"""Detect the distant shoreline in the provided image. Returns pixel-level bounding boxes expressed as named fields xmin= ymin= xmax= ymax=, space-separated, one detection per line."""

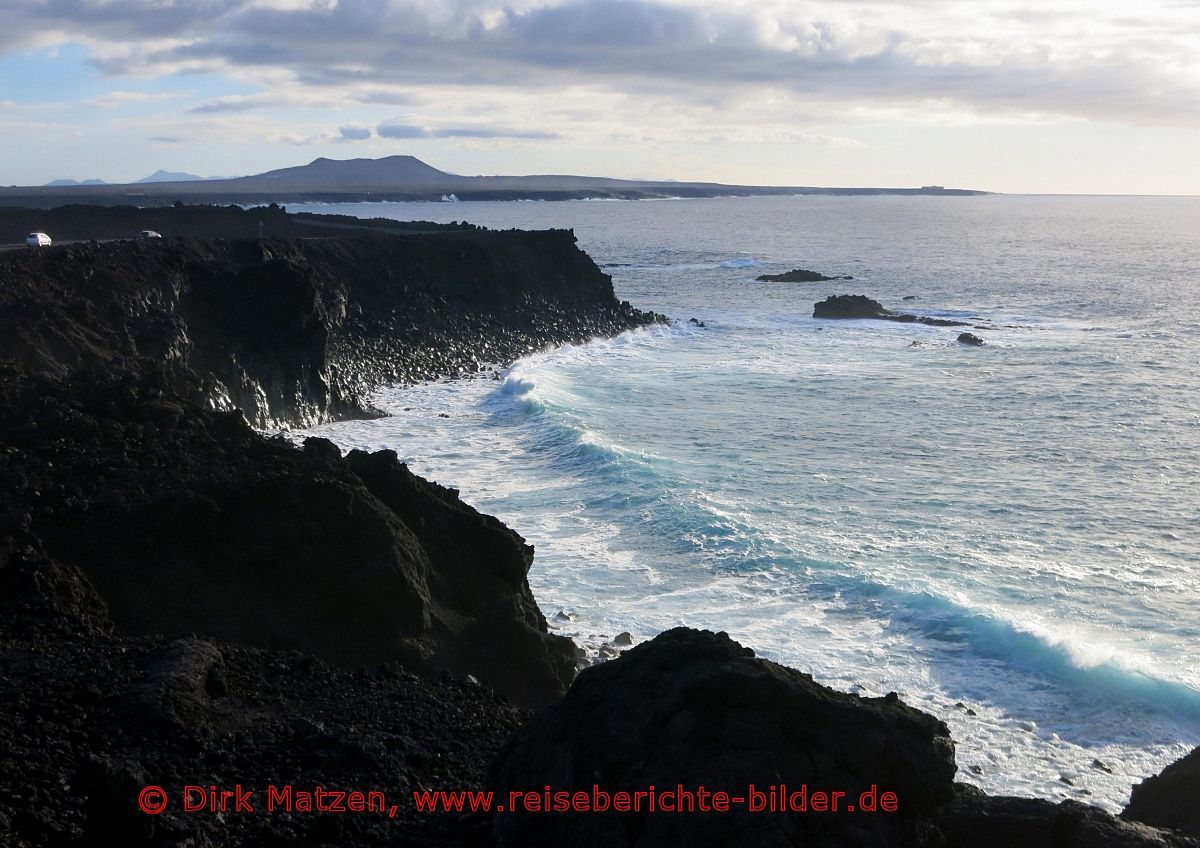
xmin=0 ymin=185 xmax=990 ymax=209
xmin=0 ymin=154 xmax=991 ymax=208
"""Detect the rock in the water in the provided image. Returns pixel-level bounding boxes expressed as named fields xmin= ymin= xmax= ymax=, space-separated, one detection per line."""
xmin=813 ymin=294 xmax=890 ymax=319
xmin=756 ymin=268 xmax=850 ymax=283
xmin=903 ymin=295 xmax=918 ymax=300
xmin=613 ymin=631 xmax=634 ymax=646
xmin=489 ymin=627 xmax=957 ymax=847
xmin=1124 ymin=747 xmax=1200 ymax=837
xmin=957 ymin=332 xmax=985 ymax=346
xmin=814 ymin=295 xmax=970 ymax=327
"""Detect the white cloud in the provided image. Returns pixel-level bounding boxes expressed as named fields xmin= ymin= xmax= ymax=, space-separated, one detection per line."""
xmin=6 ymin=0 xmax=1199 ymax=129
xmin=94 ymin=90 xmax=180 ymax=108
xmin=4 ymin=1 xmax=1200 ymax=191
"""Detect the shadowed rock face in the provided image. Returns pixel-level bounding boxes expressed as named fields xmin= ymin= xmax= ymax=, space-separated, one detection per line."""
xmin=0 ymin=229 xmax=663 ymax=428
xmin=489 ymin=628 xmax=958 ymax=847
xmin=1124 ymin=747 xmax=1200 ymax=837
xmin=0 ymin=369 xmax=577 ymax=707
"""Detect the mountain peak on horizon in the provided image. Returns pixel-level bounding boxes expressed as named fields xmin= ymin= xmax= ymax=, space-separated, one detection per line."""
xmin=257 ymin=154 xmax=456 ymax=186
xmin=307 ymin=154 xmax=425 ymax=166
xmin=46 ymin=178 xmax=108 ymax=186
xmin=137 ymin=169 xmax=206 ymax=183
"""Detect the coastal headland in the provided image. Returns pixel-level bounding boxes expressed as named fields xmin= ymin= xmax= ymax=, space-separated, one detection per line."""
xmin=0 ymin=204 xmax=1195 ymax=847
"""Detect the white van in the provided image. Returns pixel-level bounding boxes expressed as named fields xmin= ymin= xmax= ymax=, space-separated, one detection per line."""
xmin=26 ymin=232 xmax=52 ymax=247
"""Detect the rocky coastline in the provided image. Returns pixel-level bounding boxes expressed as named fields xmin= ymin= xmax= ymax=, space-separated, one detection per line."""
xmin=1 ymin=205 xmax=1196 ymax=847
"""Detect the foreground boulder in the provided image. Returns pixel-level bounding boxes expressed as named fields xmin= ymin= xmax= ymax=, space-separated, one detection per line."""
xmin=489 ymin=628 xmax=957 ymax=847
xmin=1124 ymin=747 xmax=1200 ymax=837
xmin=814 ymin=294 xmax=968 ymax=327
xmin=957 ymin=332 xmax=985 ymax=346
xmin=487 ymin=628 xmax=1200 ymax=848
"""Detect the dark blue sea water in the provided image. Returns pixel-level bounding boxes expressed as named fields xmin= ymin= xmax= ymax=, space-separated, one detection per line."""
xmin=298 ymin=195 xmax=1200 ymax=810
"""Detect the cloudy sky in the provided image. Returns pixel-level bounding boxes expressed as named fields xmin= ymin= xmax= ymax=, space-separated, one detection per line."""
xmin=3 ymin=0 xmax=1200 ymax=193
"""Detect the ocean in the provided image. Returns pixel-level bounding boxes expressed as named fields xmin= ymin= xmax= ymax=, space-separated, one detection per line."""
xmin=296 ymin=194 xmax=1200 ymax=811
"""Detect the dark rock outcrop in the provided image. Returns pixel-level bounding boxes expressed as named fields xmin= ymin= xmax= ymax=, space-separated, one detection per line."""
xmin=814 ymin=294 xmax=890 ymax=319
xmin=757 ymin=268 xmax=852 ymax=282
xmin=1 ymin=365 xmax=577 ymax=707
xmin=0 ymin=226 xmax=663 ymax=428
xmin=814 ymin=294 xmax=969 ymax=327
xmin=1124 ymin=747 xmax=1200 ymax=837
xmin=487 ymin=628 xmax=1199 ymax=848
xmin=957 ymin=332 xmax=985 ymax=346
xmin=489 ymin=628 xmax=957 ymax=847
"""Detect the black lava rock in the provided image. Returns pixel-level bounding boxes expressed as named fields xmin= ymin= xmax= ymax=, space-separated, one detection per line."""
xmin=814 ymin=295 xmax=969 ymax=327
xmin=1124 ymin=747 xmax=1200 ymax=837
xmin=814 ymin=294 xmax=890 ymax=319
xmin=489 ymin=628 xmax=957 ymax=847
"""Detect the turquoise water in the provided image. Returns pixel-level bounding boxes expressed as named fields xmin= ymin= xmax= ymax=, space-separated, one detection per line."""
xmin=298 ymin=195 xmax=1200 ymax=810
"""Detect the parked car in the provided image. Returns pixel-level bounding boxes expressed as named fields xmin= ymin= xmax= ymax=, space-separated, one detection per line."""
xmin=137 ymin=230 xmax=162 ymax=240
xmin=26 ymin=232 xmax=52 ymax=247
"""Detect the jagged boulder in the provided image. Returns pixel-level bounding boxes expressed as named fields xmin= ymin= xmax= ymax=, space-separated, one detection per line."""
xmin=814 ymin=294 xmax=890 ymax=319
xmin=489 ymin=627 xmax=957 ymax=847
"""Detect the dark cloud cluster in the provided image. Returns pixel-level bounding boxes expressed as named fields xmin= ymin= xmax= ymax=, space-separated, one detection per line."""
xmin=338 ymin=124 xmax=372 ymax=140
xmin=10 ymin=0 xmax=1200 ymax=127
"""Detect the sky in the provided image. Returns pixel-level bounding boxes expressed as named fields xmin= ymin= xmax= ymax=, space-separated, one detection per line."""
xmin=2 ymin=0 xmax=1200 ymax=194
